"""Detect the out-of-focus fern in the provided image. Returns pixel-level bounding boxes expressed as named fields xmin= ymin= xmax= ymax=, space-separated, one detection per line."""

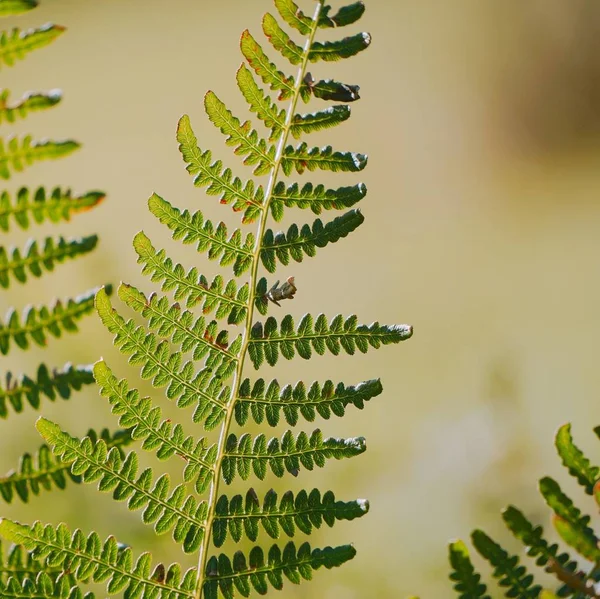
xmin=0 ymin=0 xmax=119 ymax=560
xmin=0 ymin=1 xmax=413 ymax=598
xmin=443 ymin=422 xmax=600 ymax=598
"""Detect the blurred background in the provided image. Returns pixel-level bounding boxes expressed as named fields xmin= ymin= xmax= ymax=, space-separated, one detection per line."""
xmin=2 ymin=0 xmax=600 ymax=597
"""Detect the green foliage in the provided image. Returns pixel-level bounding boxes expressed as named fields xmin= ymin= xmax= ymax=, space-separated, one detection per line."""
xmin=0 ymin=2 xmax=116 ymax=593
xmin=448 ymin=540 xmax=490 ymax=599
xmin=0 ymin=89 xmax=62 ymax=124
xmin=0 ymin=428 xmax=131 ymax=503
xmin=446 ymin=423 xmax=600 ymax=599
xmin=0 ymin=2 xmax=413 ymax=598
xmin=0 ymin=363 xmax=94 ymax=418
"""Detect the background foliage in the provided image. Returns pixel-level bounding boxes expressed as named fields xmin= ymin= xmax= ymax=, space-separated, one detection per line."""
xmin=2 ymin=0 xmax=600 ymax=597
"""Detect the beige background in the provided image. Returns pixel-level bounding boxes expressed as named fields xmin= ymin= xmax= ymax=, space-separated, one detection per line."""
xmin=2 ymin=1 xmax=600 ymax=597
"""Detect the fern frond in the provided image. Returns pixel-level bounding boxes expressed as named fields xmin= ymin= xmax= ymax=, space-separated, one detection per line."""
xmin=281 ymin=142 xmax=367 ymax=175
xmin=0 ymin=0 xmax=38 ymax=17
xmin=236 ymin=64 xmax=285 ymax=142
xmin=133 ymin=232 xmax=249 ymax=325
xmin=0 ymin=235 xmax=97 ymax=288
xmin=118 ymin=284 xmax=241 ymax=379
xmin=148 ymin=193 xmax=254 ymax=276
xmin=448 ymin=540 xmax=491 ymax=599
xmin=95 ymin=288 xmax=228 ymax=428
xmin=555 ymin=424 xmax=599 ymax=495
xmin=0 ymin=572 xmax=93 ymax=599
xmin=234 ymin=377 xmax=382 ymax=427
xmin=248 ymin=314 xmax=412 ymax=368
xmin=0 ymin=89 xmax=61 ymax=124
xmin=260 ymin=209 xmax=364 ymax=273
xmin=240 ymin=30 xmax=295 ymax=101
xmin=212 ymin=488 xmax=368 ymax=548
xmin=0 ymin=187 xmax=105 ymax=232
xmin=262 ymin=13 xmax=304 ymax=65
xmin=204 ymin=92 xmax=275 ymax=176
xmin=93 ymin=360 xmax=216 ymax=495
xmin=318 ymin=2 xmax=366 ymax=29
xmin=539 ymin=477 xmax=600 ymax=563
xmin=308 ymin=32 xmax=371 ymax=62
xmin=0 ymin=428 xmax=131 ymax=504
xmin=471 ymin=530 xmax=541 ymax=598
xmin=0 ymin=24 xmax=64 ymax=69
xmin=501 ymin=506 xmax=583 ymax=592
xmin=290 ymin=105 xmax=351 ymax=139
xmin=0 ymin=520 xmax=196 ymax=598
xmin=177 ymin=114 xmax=264 ymax=225
xmin=202 ymin=542 xmax=355 ymax=599
xmin=0 ymin=363 xmax=93 ymax=418
xmin=0 ymin=542 xmax=67 ymax=583
xmin=269 ymin=181 xmax=366 ymax=221
xmin=221 ymin=430 xmax=366 ymax=483
xmin=0 ymin=286 xmax=108 ymax=355
xmin=307 ymin=76 xmax=361 ymax=102
xmin=37 ymin=418 xmax=209 ymax=554
xmin=273 ymin=0 xmax=312 ymax=35
xmin=0 ymin=135 xmax=79 ymax=179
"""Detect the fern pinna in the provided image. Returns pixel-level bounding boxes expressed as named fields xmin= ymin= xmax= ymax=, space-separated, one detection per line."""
xmin=445 ymin=423 xmax=600 ymax=599
xmin=0 ymin=1 xmax=412 ymax=598
xmin=0 ymin=0 xmax=114 ymax=507
xmin=0 ymin=2 xmax=119 ymax=596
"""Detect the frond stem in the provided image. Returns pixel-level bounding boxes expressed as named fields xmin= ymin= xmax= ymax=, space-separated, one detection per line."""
xmin=192 ymin=4 xmax=325 ymax=597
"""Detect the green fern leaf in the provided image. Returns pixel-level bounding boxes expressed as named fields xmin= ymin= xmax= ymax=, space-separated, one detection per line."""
xmin=236 ymin=64 xmax=285 ymax=142
xmin=539 ymin=476 xmax=600 ymax=563
xmin=274 ymin=0 xmax=312 ymax=35
xmin=269 ymin=181 xmax=366 ymax=221
xmin=0 ymin=89 xmax=61 ymax=124
xmin=471 ymin=530 xmax=541 ymax=598
xmin=212 ymin=488 xmax=368 ymax=548
xmin=0 ymin=363 xmax=94 ymax=418
xmin=133 ymin=232 xmax=248 ymax=325
xmin=260 ymin=209 xmax=364 ymax=272
xmin=235 ymin=377 xmax=382 ymax=427
xmin=221 ymin=430 xmax=366 ymax=483
xmin=307 ymin=76 xmax=361 ymax=102
xmin=501 ymin=506 xmax=583 ymax=591
xmin=248 ymin=314 xmax=412 ymax=368
xmin=448 ymin=540 xmax=491 ymax=599
xmin=0 ymin=235 xmax=97 ymax=288
xmin=0 ymin=286 xmax=109 ymax=355
xmin=0 ymin=428 xmax=131 ymax=504
xmin=93 ymin=360 xmax=216 ymax=494
xmin=0 ymin=520 xmax=196 ymax=597
xmin=0 ymin=0 xmax=38 ymax=17
xmin=118 ymin=283 xmax=241 ymax=379
xmin=318 ymin=2 xmax=366 ymax=29
xmin=0 ymin=187 xmax=105 ymax=232
xmin=37 ymin=418 xmax=209 ymax=554
xmin=0 ymin=542 xmax=67 ymax=584
xmin=290 ymin=105 xmax=351 ymax=139
xmin=555 ymin=424 xmax=599 ymax=495
xmin=0 ymin=135 xmax=79 ymax=179
xmin=0 ymin=24 xmax=64 ymax=69
xmin=309 ymin=32 xmax=371 ymax=62
xmin=239 ymin=30 xmax=295 ymax=101
xmin=262 ymin=13 xmax=304 ymax=65
xmin=281 ymin=142 xmax=367 ymax=175
xmin=205 ymin=92 xmax=275 ymax=176
xmin=95 ymin=288 xmax=228 ymax=428
xmin=203 ymin=542 xmax=355 ymax=599
xmin=0 ymin=572 xmax=93 ymax=599
xmin=177 ymin=114 xmax=264 ymax=224
xmin=148 ymin=193 xmax=254 ymax=276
